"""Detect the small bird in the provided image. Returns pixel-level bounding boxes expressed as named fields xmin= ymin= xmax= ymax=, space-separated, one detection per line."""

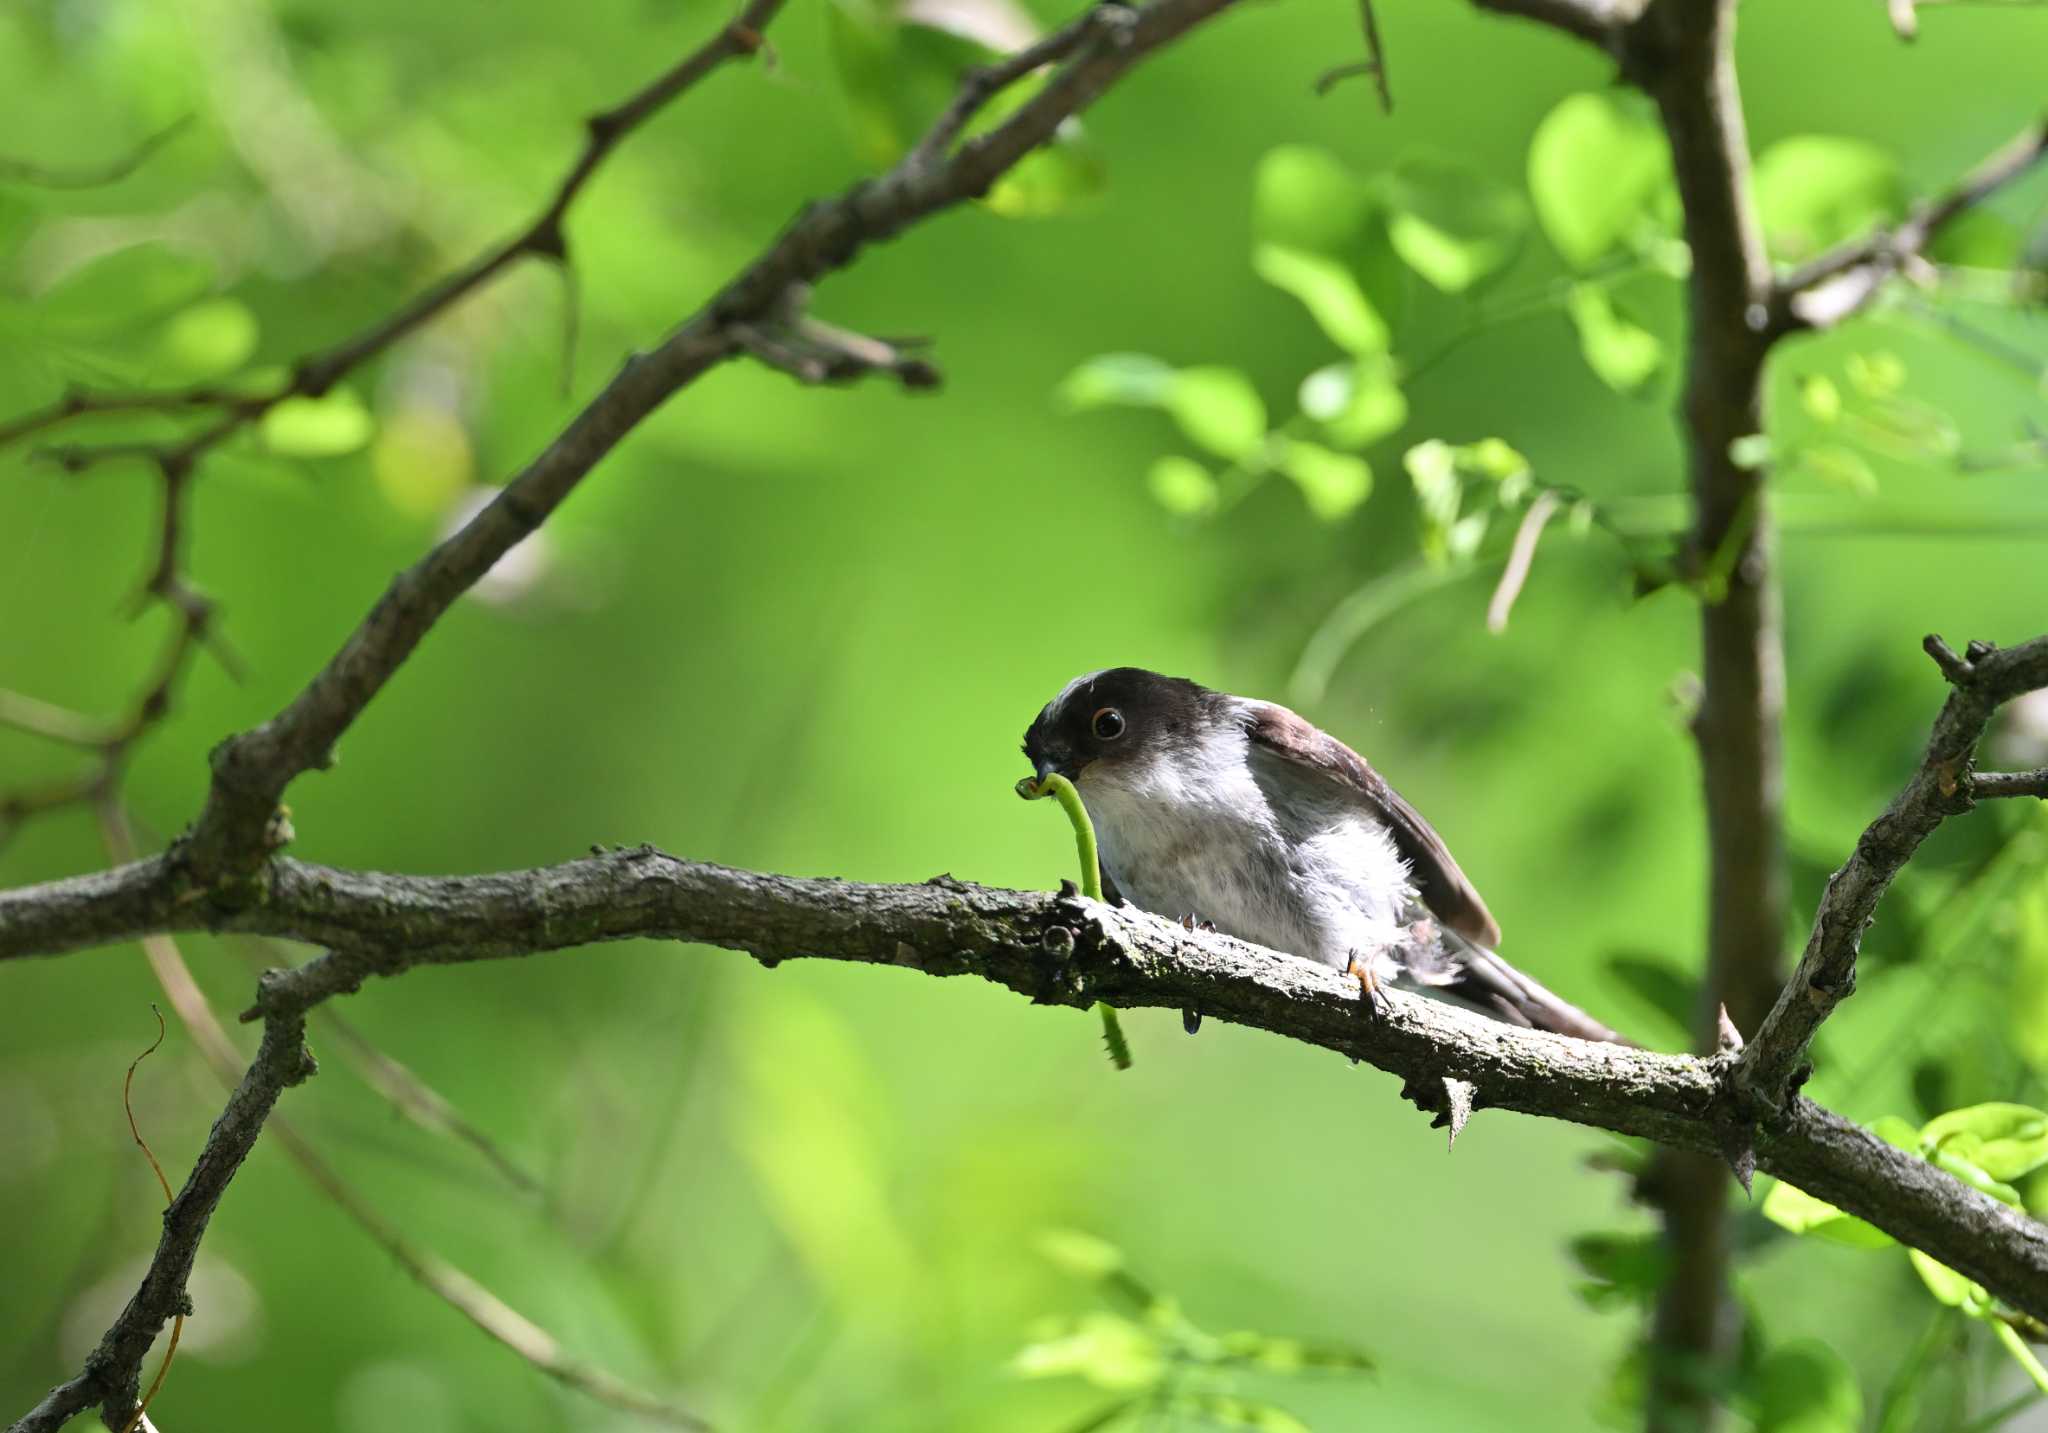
xmin=1022 ymin=667 xmax=1622 ymax=1042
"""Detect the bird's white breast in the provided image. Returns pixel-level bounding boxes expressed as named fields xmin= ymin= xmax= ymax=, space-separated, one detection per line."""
xmin=1078 ymin=711 xmax=1417 ymax=973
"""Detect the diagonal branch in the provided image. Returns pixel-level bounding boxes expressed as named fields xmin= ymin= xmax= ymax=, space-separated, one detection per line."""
xmin=0 ymin=0 xmax=784 ymax=460
xmin=1769 ymin=118 xmax=2048 ymax=334
xmin=176 ymin=0 xmax=1252 ymax=879
xmin=1735 ymin=633 xmax=2048 ymax=1110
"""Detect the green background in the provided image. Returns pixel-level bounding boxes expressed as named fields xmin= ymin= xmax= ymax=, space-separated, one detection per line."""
xmin=2 ymin=0 xmax=2045 ymax=1428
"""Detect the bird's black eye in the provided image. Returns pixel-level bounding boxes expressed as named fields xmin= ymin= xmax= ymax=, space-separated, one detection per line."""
xmin=1092 ymin=707 xmax=1126 ymax=741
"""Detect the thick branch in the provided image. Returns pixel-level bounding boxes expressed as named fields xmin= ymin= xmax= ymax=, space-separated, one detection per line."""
xmin=1736 ymin=634 xmax=2048 ymax=1108
xmin=1769 ymin=118 xmax=2048 ymax=334
xmin=177 ymin=0 xmax=1244 ymax=878
xmin=4 ymin=851 xmax=2048 ymax=1327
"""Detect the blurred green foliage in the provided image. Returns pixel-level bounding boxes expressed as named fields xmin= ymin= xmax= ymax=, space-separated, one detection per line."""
xmin=2 ymin=0 xmax=2047 ymax=1429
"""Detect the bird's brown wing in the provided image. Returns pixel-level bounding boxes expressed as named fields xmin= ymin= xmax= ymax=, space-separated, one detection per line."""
xmin=1241 ymin=702 xmax=1503 ymax=949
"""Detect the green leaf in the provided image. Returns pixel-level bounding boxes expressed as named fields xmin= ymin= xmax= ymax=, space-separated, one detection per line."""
xmin=1145 ymin=455 xmax=1218 ymax=517
xmin=1385 ymin=154 xmax=1529 ymax=293
xmin=261 ymin=389 xmax=374 ymax=458
xmin=1760 ymin=1178 xmax=1894 ymax=1249
xmin=1908 ymin=1248 xmax=1985 ymax=1312
xmin=1852 ymin=397 xmax=1961 ymax=462
xmin=1929 ymin=1146 xmax=2024 ymax=1207
xmin=978 ymin=77 xmax=1107 ymax=218
xmin=1165 ymin=367 xmax=1266 ymax=460
xmin=1404 ymin=439 xmax=1461 ymax=530
xmin=1252 ymin=144 xmax=1373 ymax=253
xmin=1012 ymin=1313 xmax=1164 ymax=1389
xmin=1922 ymin=1104 xmax=2048 ymax=1182
xmin=1926 ymin=208 xmax=2022 ymax=270
xmin=1278 ymin=439 xmax=1371 ymax=521
xmin=1754 ymin=136 xmax=1904 ymax=262
xmin=1298 ymin=361 xmax=1406 ymax=448
xmin=39 ymin=242 xmax=216 ymax=337
xmin=1799 ymin=444 xmax=1877 ymax=496
xmin=1252 ymin=244 xmax=1389 ymax=354
xmin=1526 ymin=91 xmax=1671 ymax=268
xmin=1059 ymin=353 xmax=1176 ymax=410
xmin=155 ymin=297 xmax=259 ymax=380
xmin=1799 ymin=375 xmax=1843 ymax=424
xmin=1753 ymin=1340 xmax=1864 ymax=1433
xmin=1844 ymin=351 xmax=1907 ymax=398
xmin=1568 ymin=1230 xmax=1669 ymax=1308
xmin=1166 ymin=1394 xmax=1311 ymax=1433
xmin=1566 ymin=283 xmax=1662 ymax=394
xmin=1035 ymin=1229 xmax=1127 ymax=1280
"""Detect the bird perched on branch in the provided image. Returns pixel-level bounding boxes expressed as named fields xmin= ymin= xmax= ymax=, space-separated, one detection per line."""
xmin=1022 ymin=667 xmax=1622 ymax=1043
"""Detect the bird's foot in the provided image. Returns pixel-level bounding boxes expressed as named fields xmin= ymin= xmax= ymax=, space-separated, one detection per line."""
xmin=1346 ymin=952 xmax=1393 ymax=1019
xmin=1178 ymin=914 xmax=1217 ymax=933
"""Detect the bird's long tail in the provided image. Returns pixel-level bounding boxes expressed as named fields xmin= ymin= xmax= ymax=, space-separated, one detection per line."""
xmin=1440 ymin=946 xmax=1630 ymax=1045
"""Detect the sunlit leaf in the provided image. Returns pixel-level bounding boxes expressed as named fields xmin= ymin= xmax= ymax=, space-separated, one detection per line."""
xmin=1300 ymin=361 xmax=1407 ymax=448
xmin=261 ymin=389 xmax=374 ymax=458
xmin=1566 ymin=283 xmax=1662 ymax=394
xmin=156 ymin=298 xmax=258 ymax=380
xmin=1252 ymin=244 xmax=1389 ymax=354
xmin=1928 ymin=1146 xmax=2023 ymax=1207
xmin=1908 ymin=1248 xmax=1985 ymax=1312
xmin=1036 ymin=1229 xmax=1128 ymax=1280
xmin=1059 ymin=352 xmax=1176 ymax=410
xmin=1252 ymin=144 xmax=1373 ymax=253
xmin=1278 ymin=439 xmax=1371 ymax=521
xmin=1759 ymin=1179 xmax=1894 ymax=1249
xmin=1754 ymin=136 xmax=1904 ymax=262
xmin=1753 ymin=1340 xmax=1864 ymax=1433
xmin=1844 ymin=351 xmax=1906 ymax=398
xmin=1385 ymin=153 xmax=1528 ymax=293
xmin=1922 ymin=1104 xmax=2048 ymax=1182
xmin=1166 ymin=366 xmax=1266 ymax=460
xmin=1800 ymin=375 xmax=1843 ymax=424
xmin=1145 ymin=454 xmax=1218 ymax=517
xmin=1012 ymin=1313 xmax=1164 ymax=1389
xmin=1404 ymin=439 xmax=1460 ymax=530
xmin=1527 ymin=91 xmax=1671 ymax=268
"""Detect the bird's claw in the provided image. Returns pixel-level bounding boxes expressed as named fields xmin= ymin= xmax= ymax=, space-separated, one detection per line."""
xmin=1346 ymin=953 xmax=1393 ymax=1019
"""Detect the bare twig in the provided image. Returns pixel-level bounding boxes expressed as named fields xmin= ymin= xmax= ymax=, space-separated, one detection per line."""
xmin=1313 ymin=0 xmax=1393 ymax=112
xmin=1771 ymin=119 xmax=2048 ymax=333
xmin=1485 ymin=490 xmax=1561 ymax=633
xmin=1973 ymin=768 xmax=2048 ymax=800
xmin=1735 ymin=634 xmax=2048 ymax=1110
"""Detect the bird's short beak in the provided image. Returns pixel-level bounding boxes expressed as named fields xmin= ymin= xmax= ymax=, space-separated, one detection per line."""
xmin=1033 ymin=755 xmax=1066 ymax=783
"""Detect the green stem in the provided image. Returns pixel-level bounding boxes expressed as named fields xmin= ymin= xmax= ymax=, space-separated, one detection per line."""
xmin=1018 ymin=771 xmax=1132 ymax=1069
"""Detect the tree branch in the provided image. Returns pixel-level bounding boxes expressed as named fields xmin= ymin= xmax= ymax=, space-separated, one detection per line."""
xmin=1735 ymin=634 xmax=2048 ymax=1110
xmin=6 ymin=1015 xmax=316 ymax=1433
xmin=175 ymin=0 xmax=1246 ymax=880
xmin=6 ymin=852 xmax=2048 ymax=1333
xmin=1769 ymin=118 xmax=2048 ymax=334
